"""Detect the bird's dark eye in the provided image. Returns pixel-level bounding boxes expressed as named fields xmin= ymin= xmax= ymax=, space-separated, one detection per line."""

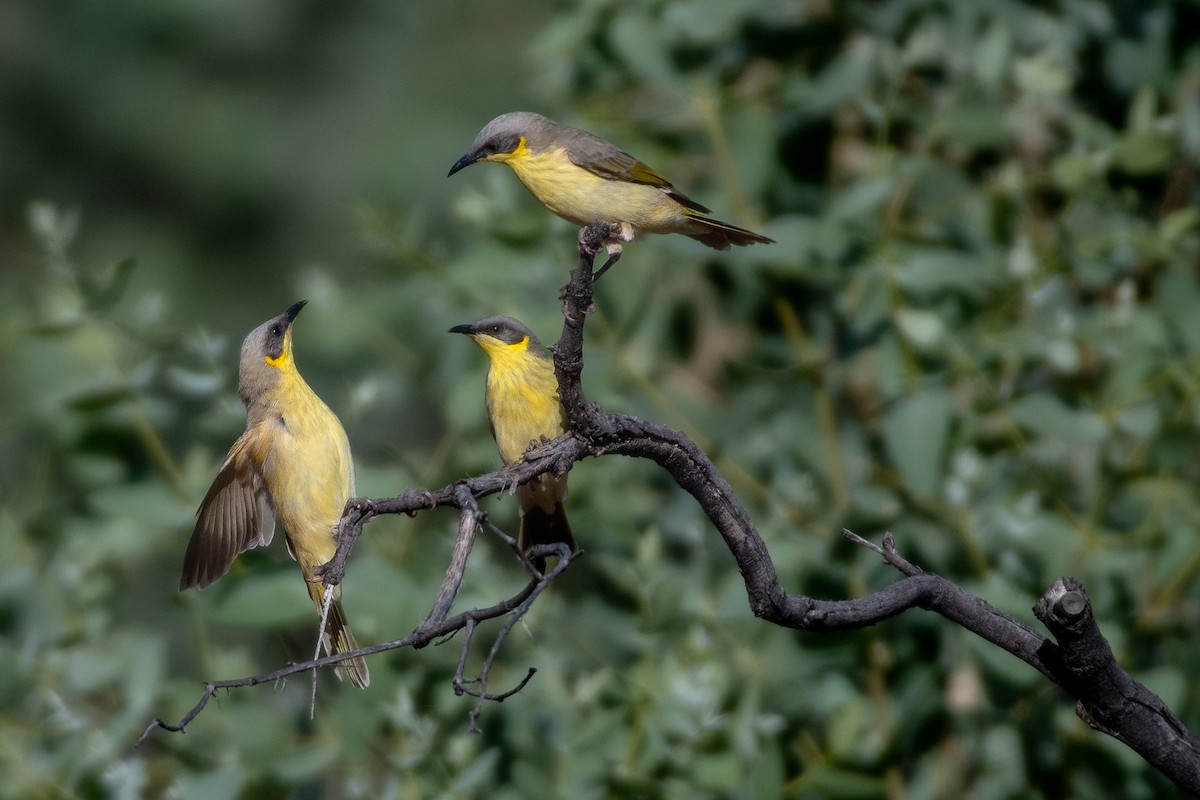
xmin=497 ymin=134 xmax=520 ymax=154
xmin=271 ymin=325 xmax=281 ymax=336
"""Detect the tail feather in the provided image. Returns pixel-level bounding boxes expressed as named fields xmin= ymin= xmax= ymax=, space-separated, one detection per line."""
xmin=683 ymin=210 xmax=774 ymax=250
xmin=519 ymin=501 xmax=574 ymax=571
xmin=308 ymin=583 xmax=370 ymax=688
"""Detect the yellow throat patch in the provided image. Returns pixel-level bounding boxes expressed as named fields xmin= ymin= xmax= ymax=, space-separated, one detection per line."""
xmin=477 ymin=334 xmax=530 ymax=362
xmin=491 ymin=136 xmax=529 ymax=164
xmin=264 ymin=331 xmax=294 ymax=369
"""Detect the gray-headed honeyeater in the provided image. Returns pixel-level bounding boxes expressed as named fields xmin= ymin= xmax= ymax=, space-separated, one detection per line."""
xmin=179 ymin=301 xmax=369 ymax=688
xmin=451 ymin=316 xmax=574 ymax=568
xmin=448 ymin=111 xmax=773 ymax=275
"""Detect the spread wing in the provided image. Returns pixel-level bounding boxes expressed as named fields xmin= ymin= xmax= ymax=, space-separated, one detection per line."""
xmin=565 ymin=133 xmax=712 ymax=214
xmin=179 ymin=425 xmax=275 ymax=590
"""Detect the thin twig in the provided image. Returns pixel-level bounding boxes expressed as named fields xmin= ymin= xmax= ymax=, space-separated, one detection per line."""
xmin=842 ymin=528 xmax=885 ymax=557
xmin=456 ymin=544 xmax=573 ymax=732
xmin=453 ymin=618 xmax=478 ymax=696
xmin=136 ymin=572 xmax=553 ymax=748
xmin=311 ymin=582 xmax=336 ymax=718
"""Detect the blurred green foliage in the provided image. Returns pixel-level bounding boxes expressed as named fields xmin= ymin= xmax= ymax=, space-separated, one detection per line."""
xmin=2 ymin=0 xmax=1200 ymax=798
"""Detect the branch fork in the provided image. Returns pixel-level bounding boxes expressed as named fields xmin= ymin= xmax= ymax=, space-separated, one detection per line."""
xmin=137 ymin=220 xmax=1200 ymax=795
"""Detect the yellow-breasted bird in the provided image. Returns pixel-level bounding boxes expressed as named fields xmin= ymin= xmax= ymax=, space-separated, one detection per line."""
xmin=179 ymin=301 xmax=369 ymax=688
xmin=450 ymin=316 xmax=575 ymax=566
xmin=448 ymin=111 xmax=773 ymax=276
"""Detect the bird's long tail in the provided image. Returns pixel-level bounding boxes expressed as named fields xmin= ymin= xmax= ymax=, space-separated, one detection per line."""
xmin=520 ymin=501 xmax=574 ymax=556
xmin=682 ymin=210 xmax=774 ymax=250
xmin=308 ymin=583 xmax=370 ymax=688
xmin=518 ymin=475 xmax=575 ymax=573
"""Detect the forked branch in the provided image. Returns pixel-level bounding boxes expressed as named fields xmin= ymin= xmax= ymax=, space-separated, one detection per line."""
xmin=137 ymin=222 xmax=1200 ymax=797
xmin=136 ymin=487 xmax=571 ymax=748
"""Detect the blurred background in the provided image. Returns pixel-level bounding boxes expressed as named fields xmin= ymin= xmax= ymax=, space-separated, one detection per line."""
xmin=3 ymin=0 xmax=1200 ymax=797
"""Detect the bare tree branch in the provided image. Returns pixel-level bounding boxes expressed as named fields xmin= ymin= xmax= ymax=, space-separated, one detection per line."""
xmin=1034 ymin=578 xmax=1200 ymax=776
xmin=552 ymin=222 xmax=1200 ymax=795
xmin=139 ymin=220 xmax=1200 ymax=796
xmin=453 ymin=541 xmax=572 ymax=733
xmin=137 ymin=485 xmax=570 ymax=748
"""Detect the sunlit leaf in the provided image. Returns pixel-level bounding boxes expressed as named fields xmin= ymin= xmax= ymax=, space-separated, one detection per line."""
xmin=1112 ymin=132 xmax=1175 ymax=175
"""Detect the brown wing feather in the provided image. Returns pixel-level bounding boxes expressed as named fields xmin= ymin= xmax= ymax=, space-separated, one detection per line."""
xmin=179 ymin=427 xmax=274 ymax=590
xmin=564 ymin=133 xmax=713 ymax=214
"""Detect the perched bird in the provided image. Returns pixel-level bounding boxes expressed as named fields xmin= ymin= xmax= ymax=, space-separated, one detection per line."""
xmin=179 ymin=301 xmax=369 ymax=688
xmin=450 ymin=316 xmax=575 ymax=567
xmin=448 ymin=111 xmax=773 ymax=277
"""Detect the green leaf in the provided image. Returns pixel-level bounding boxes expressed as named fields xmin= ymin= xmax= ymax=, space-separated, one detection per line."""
xmin=940 ymin=106 xmax=1008 ymax=149
xmin=177 ymin=764 xmax=245 ymax=800
xmin=1158 ymin=207 xmax=1199 ymax=246
xmin=82 ymin=258 xmax=136 ymax=311
xmin=804 ymin=764 xmax=888 ymax=798
xmin=1114 ymin=403 xmax=1159 ymax=442
xmin=891 ymin=248 xmax=995 ymax=298
xmin=609 ymin=10 xmax=680 ymax=91
xmin=1014 ymin=55 xmax=1072 ymax=96
xmin=973 ymin=21 xmax=1012 ymax=89
xmin=210 ymin=571 xmax=314 ymax=628
xmin=894 ymin=307 xmax=945 ymax=351
xmin=65 ymin=385 xmax=133 ymax=411
xmin=1009 ymin=393 xmax=1108 ymax=443
xmin=884 ymin=386 xmax=953 ymax=501
xmin=165 ymin=365 xmax=224 ymax=397
xmin=1112 ymin=132 xmax=1174 ymax=175
xmin=269 ymin=743 xmax=340 ymax=783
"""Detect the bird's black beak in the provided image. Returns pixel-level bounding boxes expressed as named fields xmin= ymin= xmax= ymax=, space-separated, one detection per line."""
xmin=448 ymin=322 xmax=475 ymax=335
xmin=283 ymin=300 xmax=308 ymax=325
xmin=447 ymin=152 xmax=478 ymax=177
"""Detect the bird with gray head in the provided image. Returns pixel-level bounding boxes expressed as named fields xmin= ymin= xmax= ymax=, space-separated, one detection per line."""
xmin=450 ymin=315 xmax=575 ymax=570
xmin=449 ymin=111 xmax=773 ymax=279
xmin=180 ymin=300 xmax=370 ymax=688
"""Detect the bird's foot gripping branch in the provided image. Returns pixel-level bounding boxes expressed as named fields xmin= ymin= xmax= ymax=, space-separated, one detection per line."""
xmin=137 ymin=221 xmax=1200 ymax=798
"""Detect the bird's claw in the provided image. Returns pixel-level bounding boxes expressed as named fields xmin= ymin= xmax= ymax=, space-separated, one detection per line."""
xmin=577 ymin=221 xmax=612 ymax=256
xmin=592 ymin=249 xmax=621 ymax=283
xmin=312 ymin=559 xmax=343 ymax=587
xmin=405 ymin=489 xmax=437 ymax=517
xmin=499 ymin=467 xmax=522 ymax=496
